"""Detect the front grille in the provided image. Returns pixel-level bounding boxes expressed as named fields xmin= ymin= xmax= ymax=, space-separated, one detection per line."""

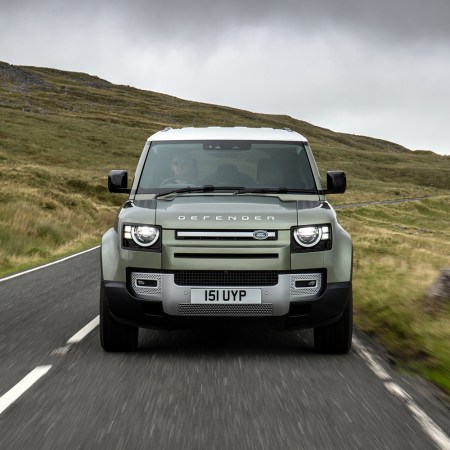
xmin=174 ymin=270 xmax=279 ymax=287
xmin=179 ymin=304 xmax=273 ymax=316
xmin=176 ymin=230 xmax=277 ymax=240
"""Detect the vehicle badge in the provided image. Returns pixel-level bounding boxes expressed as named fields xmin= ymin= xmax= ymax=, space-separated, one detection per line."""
xmin=253 ymin=230 xmax=269 ymax=240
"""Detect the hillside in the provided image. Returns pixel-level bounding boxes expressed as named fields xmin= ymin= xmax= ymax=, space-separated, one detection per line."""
xmin=1 ymin=60 xmax=449 ymax=272
xmin=1 ymin=61 xmax=449 ymax=392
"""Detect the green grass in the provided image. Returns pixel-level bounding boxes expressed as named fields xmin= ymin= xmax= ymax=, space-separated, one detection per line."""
xmin=337 ymin=197 xmax=450 ymax=393
xmin=1 ymin=61 xmax=450 ymax=394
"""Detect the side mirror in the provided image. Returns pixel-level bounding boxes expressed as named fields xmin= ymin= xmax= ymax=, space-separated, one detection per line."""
xmin=108 ymin=170 xmax=131 ymax=193
xmin=326 ymin=171 xmax=346 ymax=194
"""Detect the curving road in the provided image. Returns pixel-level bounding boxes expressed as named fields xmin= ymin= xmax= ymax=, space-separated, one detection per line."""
xmin=0 ymin=248 xmax=449 ymax=449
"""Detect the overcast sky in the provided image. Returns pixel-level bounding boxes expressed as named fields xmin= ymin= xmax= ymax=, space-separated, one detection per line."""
xmin=1 ymin=0 xmax=450 ymax=154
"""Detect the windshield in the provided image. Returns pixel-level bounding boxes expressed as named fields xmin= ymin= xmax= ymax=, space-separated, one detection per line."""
xmin=136 ymin=140 xmax=317 ymax=194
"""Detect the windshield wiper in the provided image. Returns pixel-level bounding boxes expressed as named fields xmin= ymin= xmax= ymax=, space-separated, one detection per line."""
xmin=154 ymin=185 xmax=245 ymax=199
xmin=154 ymin=185 xmax=316 ymax=199
xmin=233 ymin=187 xmax=317 ymax=195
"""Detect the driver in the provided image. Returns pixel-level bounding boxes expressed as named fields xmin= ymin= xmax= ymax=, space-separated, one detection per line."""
xmin=169 ymin=155 xmax=197 ymax=184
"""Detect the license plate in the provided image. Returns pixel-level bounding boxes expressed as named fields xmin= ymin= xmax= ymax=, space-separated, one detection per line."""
xmin=191 ymin=288 xmax=261 ymax=304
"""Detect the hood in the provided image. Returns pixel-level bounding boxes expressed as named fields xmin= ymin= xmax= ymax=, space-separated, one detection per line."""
xmin=155 ymin=195 xmax=300 ymax=229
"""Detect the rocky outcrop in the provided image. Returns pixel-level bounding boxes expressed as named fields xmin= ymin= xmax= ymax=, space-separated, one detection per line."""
xmin=0 ymin=61 xmax=47 ymax=88
xmin=423 ymin=268 xmax=450 ymax=315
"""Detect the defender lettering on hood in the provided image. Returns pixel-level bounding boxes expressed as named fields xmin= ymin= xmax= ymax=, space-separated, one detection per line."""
xmin=154 ymin=196 xmax=298 ymax=229
xmin=177 ymin=215 xmax=276 ymax=221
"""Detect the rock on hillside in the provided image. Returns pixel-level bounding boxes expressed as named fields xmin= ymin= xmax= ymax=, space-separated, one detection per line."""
xmin=0 ymin=61 xmax=47 ymax=90
xmin=423 ymin=268 xmax=450 ymax=315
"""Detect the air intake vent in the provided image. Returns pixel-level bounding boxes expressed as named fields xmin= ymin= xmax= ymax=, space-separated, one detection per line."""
xmin=179 ymin=304 xmax=273 ymax=316
xmin=174 ymin=271 xmax=279 ymax=287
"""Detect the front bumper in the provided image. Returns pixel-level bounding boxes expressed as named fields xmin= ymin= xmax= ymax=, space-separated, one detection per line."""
xmin=102 ymin=274 xmax=351 ymax=330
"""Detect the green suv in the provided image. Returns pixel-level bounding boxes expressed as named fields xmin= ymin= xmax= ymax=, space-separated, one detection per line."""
xmin=101 ymin=127 xmax=352 ymax=353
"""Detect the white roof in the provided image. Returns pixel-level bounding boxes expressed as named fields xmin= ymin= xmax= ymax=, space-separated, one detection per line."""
xmin=147 ymin=127 xmax=307 ymax=142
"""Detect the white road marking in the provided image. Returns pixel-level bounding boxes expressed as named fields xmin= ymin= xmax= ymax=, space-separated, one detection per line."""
xmin=66 ymin=316 xmax=100 ymax=345
xmin=0 ymin=246 xmax=100 ymax=283
xmin=0 ymin=245 xmax=101 ymax=412
xmin=406 ymin=401 xmax=450 ymax=450
xmin=50 ymin=346 xmax=71 ymax=356
xmin=354 ymin=337 xmax=450 ymax=450
xmin=0 ymin=316 xmax=99 ymax=416
xmin=353 ymin=337 xmax=391 ymax=380
xmin=0 ymin=366 xmax=52 ymax=416
xmin=384 ymin=381 xmax=410 ymax=400
xmin=0 ymin=250 xmax=101 ymax=416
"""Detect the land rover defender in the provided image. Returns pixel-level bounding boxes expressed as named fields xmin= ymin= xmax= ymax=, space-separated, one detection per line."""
xmin=101 ymin=127 xmax=353 ymax=353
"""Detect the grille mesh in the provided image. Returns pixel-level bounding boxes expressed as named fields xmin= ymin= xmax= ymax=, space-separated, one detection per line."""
xmin=131 ymin=272 xmax=162 ymax=296
xmin=179 ymin=304 xmax=273 ymax=316
xmin=290 ymin=273 xmax=322 ymax=296
xmin=174 ymin=271 xmax=278 ymax=287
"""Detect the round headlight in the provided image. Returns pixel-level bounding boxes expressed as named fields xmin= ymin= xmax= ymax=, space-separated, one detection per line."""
xmin=131 ymin=226 xmax=159 ymax=247
xmin=294 ymin=226 xmax=322 ymax=247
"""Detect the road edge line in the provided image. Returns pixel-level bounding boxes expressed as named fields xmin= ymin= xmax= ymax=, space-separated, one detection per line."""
xmin=0 ymin=246 xmax=100 ymax=283
xmin=354 ymin=337 xmax=450 ymax=450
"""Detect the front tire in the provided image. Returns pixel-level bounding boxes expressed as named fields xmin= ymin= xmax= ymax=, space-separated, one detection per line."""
xmin=100 ymin=282 xmax=138 ymax=352
xmin=314 ymin=289 xmax=353 ymax=354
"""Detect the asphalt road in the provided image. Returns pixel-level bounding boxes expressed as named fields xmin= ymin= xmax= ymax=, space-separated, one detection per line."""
xmin=0 ymin=248 xmax=449 ymax=449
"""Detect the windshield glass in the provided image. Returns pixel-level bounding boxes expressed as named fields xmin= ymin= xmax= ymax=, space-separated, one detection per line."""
xmin=136 ymin=140 xmax=317 ymax=194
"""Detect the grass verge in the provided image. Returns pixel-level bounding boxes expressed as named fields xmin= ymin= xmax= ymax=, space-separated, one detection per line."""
xmin=337 ymin=196 xmax=450 ymax=394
